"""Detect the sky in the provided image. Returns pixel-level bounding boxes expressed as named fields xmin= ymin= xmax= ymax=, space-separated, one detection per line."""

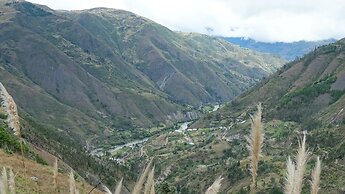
xmin=28 ymin=0 xmax=345 ymax=43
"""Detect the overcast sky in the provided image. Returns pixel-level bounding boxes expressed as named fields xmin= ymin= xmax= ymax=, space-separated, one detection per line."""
xmin=28 ymin=0 xmax=345 ymax=42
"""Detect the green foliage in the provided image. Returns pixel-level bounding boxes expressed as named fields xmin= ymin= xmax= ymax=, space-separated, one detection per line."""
xmin=0 ymin=111 xmax=7 ymax=120
xmin=35 ymin=154 xmax=48 ymax=165
xmin=0 ymin=127 xmax=28 ymax=154
xmin=279 ymin=75 xmax=337 ymax=107
xmin=330 ymin=90 xmax=345 ymax=103
xmin=227 ymin=161 xmax=246 ymax=183
xmin=156 ymin=182 xmax=177 ymax=194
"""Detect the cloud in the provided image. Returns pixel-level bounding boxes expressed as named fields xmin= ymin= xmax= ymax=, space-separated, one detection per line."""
xmin=28 ymin=0 xmax=345 ymax=42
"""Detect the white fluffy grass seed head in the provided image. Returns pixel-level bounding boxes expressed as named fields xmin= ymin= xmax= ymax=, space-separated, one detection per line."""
xmin=205 ymin=176 xmax=223 ymax=194
xmin=132 ymin=158 xmax=153 ymax=194
xmin=284 ymin=156 xmax=295 ymax=194
xmin=114 ymin=177 xmax=123 ymax=194
xmin=293 ymin=132 xmax=310 ymax=194
xmin=311 ymin=157 xmax=321 ymax=194
xmin=246 ymin=103 xmax=264 ymax=193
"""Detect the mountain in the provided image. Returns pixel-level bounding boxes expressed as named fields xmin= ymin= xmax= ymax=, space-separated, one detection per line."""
xmin=0 ymin=0 xmax=284 ymax=145
xmin=113 ymin=38 xmax=345 ymax=194
xmin=187 ymin=38 xmax=345 ymax=193
xmin=223 ymin=37 xmax=336 ymax=60
xmin=0 ymin=0 xmax=284 ymax=189
xmin=198 ymin=38 xmax=345 ymax=127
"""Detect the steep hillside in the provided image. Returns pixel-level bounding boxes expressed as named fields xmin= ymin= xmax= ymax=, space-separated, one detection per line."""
xmin=198 ymin=38 xmax=345 ymax=127
xmin=0 ymin=0 xmax=284 ymax=146
xmin=223 ymin=37 xmax=336 ymax=60
xmin=185 ymin=38 xmax=345 ymax=193
xmin=104 ymin=38 xmax=345 ymax=194
xmin=0 ymin=150 xmax=105 ymax=194
xmin=0 ymin=0 xmax=285 ymax=191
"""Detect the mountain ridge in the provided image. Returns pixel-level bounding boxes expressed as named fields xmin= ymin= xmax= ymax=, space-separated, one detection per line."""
xmin=0 ymin=1 xmax=285 ymax=188
xmin=223 ymin=37 xmax=336 ymax=60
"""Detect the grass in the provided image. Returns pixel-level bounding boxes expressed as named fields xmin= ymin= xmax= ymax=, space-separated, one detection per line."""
xmin=0 ymin=150 xmax=104 ymax=194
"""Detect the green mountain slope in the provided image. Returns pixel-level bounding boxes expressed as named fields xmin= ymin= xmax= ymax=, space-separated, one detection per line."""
xmin=0 ymin=1 xmax=285 ymax=188
xmin=110 ymin=39 xmax=345 ymax=194
xmin=185 ymin=38 xmax=345 ymax=193
xmin=0 ymin=1 xmax=284 ymax=144
xmin=197 ymin=38 xmax=345 ymax=128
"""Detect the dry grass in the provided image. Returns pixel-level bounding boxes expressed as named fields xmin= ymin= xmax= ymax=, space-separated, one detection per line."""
xmin=114 ymin=177 xmax=123 ymax=194
xmin=284 ymin=157 xmax=295 ymax=194
xmin=205 ymin=176 xmax=223 ymax=194
xmin=69 ymin=171 xmax=76 ymax=194
xmin=310 ymin=157 xmax=321 ymax=194
xmin=144 ymin=166 xmax=155 ymax=194
xmin=53 ymin=158 xmax=58 ymax=191
xmin=1 ymin=167 xmax=8 ymax=193
xmin=8 ymin=168 xmax=15 ymax=194
xmin=0 ymin=150 xmax=103 ymax=194
xmin=283 ymin=132 xmax=322 ymax=194
xmin=246 ymin=104 xmax=264 ymax=194
xmin=293 ymin=133 xmax=309 ymax=194
xmin=132 ymin=158 xmax=153 ymax=194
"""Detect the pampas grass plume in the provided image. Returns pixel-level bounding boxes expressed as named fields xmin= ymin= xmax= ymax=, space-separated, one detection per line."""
xmin=114 ymin=177 xmax=123 ymax=194
xmin=310 ymin=157 xmax=321 ymax=194
xmin=144 ymin=166 xmax=155 ymax=194
xmin=205 ymin=176 xmax=223 ymax=194
xmin=8 ymin=168 xmax=15 ymax=194
xmin=293 ymin=132 xmax=309 ymax=194
xmin=132 ymin=158 xmax=153 ymax=194
xmin=246 ymin=103 xmax=264 ymax=194
xmin=1 ymin=167 xmax=8 ymax=194
xmin=284 ymin=157 xmax=295 ymax=194
xmin=102 ymin=185 xmax=113 ymax=194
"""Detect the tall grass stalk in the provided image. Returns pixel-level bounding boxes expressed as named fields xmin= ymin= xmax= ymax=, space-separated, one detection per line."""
xmin=310 ymin=157 xmax=321 ymax=194
xmin=284 ymin=157 xmax=295 ymax=194
xmin=53 ymin=158 xmax=58 ymax=191
xmin=150 ymin=181 xmax=155 ymax=194
xmin=0 ymin=177 xmax=6 ymax=194
xmin=114 ymin=177 xmax=123 ymax=194
xmin=293 ymin=133 xmax=309 ymax=194
xmin=1 ymin=167 xmax=8 ymax=193
xmin=102 ymin=185 xmax=112 ymax=194
xmin=69 ymin=171 xmax=77 ymax=194
xmin=144 ymin=166 xmax=155 ymax=194
xmin=8 ymin=168 xmax=15 ymax=194
xmin=205 ymin=176 xmax=223 ymax=194
xmin=132 ymin=158 xmax=153 ymax=194
xmin=246 ymin=104 xmax=264 ymax=194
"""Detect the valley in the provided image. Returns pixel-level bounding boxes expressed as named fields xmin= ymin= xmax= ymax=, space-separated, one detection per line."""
xmin=0 ymin=0 xmax=344 ymax=194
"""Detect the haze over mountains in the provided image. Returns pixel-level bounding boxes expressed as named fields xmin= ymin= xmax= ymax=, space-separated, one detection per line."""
xmin=223 ymin=37 xmax=336 ymax=60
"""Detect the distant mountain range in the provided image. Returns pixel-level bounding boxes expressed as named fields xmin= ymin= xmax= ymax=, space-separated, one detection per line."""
xmin=223 ymin=37 xmax=336 ymax=60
